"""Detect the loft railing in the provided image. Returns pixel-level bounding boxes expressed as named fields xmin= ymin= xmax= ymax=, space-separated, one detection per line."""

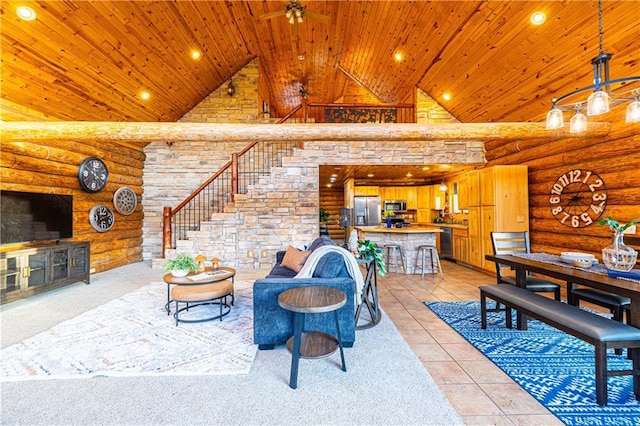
xmin=162 ymin=106 xmax=302 ymax=256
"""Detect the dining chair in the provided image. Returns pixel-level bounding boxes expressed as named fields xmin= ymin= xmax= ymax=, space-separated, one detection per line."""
xmin=490 ymin=231 xmax=562 ymax=301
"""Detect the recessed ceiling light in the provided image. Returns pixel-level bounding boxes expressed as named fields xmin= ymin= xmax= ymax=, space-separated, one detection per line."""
xmin=530 ymin=11 xmax=546 ymax=25
xmin=367 ymin=174 xmax=374 ymax=177
xmin=442 ymin=93 xmax=452 ymax=101
xmin=422 ymin=166 xmax=430 ymax=171
xmin=406 ymin=172 xmax=413 ymax=177
xmin=393 ymin=52 xmax=403 ymax=62
xmin=298 ymin=55 xmax=305 ymax=61
xmin=191 ymin=50 xmax=202 ymax=60
xmin=16 ymin=6 xmax=36 ymax=21
xmin=140 ymin=91 xmax=151 ymax=100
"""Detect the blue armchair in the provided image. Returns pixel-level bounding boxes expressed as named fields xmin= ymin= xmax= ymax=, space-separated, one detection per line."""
xmin=252 ymin=237 xmax=357 ymax=350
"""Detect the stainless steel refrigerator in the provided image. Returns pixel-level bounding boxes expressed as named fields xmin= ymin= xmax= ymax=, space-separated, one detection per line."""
xmin=354 ymin=196 xmax=381 ymax=226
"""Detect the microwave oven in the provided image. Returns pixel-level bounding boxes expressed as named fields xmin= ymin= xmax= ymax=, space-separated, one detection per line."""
xmin=384 ymin=200 xmax=407 ymax=211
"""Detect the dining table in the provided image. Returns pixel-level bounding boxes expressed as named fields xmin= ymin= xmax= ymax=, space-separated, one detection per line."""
xmin=485 ymin=252 xmax=640 ymax=399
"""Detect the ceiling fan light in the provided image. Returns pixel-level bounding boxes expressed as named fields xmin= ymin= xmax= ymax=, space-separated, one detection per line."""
xmin=288 ymin=15 xmax=295 ymax=24
xmin=626 ymin=98 xmax=640 ymax=123
xmin=586 ymin=90 xmax=610 ymax=116
xmin=545 ymin=107 xmax=564 ymax=130
xmin=569 ymin=111 xmax=587 ymax=133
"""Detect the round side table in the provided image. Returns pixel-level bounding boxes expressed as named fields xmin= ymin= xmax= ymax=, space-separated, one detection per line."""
xmin=278 ymin=285 xmax=347 ymax=389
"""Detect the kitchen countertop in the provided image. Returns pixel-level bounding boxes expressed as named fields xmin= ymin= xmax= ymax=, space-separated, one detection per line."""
xmin=356 ymin=226 xmax=443 ymax=234
xmin=413 ymin=222 xmax=469 ymax=230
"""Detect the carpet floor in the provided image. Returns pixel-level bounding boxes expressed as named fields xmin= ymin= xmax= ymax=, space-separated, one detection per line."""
xmin=1 ymin=283 xmax=256 ymax=380
xmin=425 ymin=301 xmax=640 ymax=426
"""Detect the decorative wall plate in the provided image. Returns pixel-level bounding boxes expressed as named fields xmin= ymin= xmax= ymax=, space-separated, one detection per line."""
xmin=113 ymin=186 xmax=137 ymax=215
xmin=89 ymin=204 xmax=115 ymax=232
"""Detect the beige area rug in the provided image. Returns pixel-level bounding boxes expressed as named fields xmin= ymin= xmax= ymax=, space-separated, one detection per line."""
xmin=0 ymin=280 xmax=257 ymax=381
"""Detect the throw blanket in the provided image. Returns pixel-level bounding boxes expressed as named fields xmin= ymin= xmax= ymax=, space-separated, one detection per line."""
xmin=294 ymin=245 xmax=366 ymax=305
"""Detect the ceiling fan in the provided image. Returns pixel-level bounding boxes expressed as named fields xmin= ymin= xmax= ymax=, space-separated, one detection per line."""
xmin=260 ymin=0 xmax=329 ymax=36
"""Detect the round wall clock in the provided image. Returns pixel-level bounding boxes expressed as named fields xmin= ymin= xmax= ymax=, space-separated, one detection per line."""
xmin=113 ymin=187 xmax=137 ymax=215
xmin=549 ymin=169 xmax=607 ymax=228
xmin=78 ymin=157 xmax=109 ymax=193
xmin=89 ymin=204 xmax=115 ymax=232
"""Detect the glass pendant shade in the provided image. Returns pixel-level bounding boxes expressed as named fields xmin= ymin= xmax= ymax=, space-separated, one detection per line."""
xmin=569 ymin=111 xmax=587 ymax=133
xmin=626 ymin=98 xmax=640 ymax=123
xmin=586 ymin=90 xmax=610 ymax=116
xmin=439 ymin=181 xmax=448 ymax=192
xmin=545 ymin=108 xmax=564 ymax=130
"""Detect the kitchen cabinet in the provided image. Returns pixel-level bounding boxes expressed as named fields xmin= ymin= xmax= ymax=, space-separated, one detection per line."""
xmin=467 ymin=170 xmax=480 ymax=207
xmin=381 ymin=187 xmax=396 ymax=203
xmin=354 ymin=186 xmax=379 ymax=196
xmin=457 ymin=175 xmax=468 ymax=210
xmin=417 ymin=186 xmax=432 ymax=209
xmin=1 ymin=241 xmax=90 ymax=304
xmin=468 ymin=207 xmax=482 ymax=267
xmin=405 ymin=187 xmax=417 ymax=209
xmin=417 ymin=209 xmax=431 ymax=223
xmin=452 ymin=228 xmax=469 ymax=264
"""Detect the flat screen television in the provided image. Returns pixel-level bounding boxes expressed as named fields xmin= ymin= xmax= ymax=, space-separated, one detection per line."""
xmin=1 ymin=190 xmax=73 ymax=245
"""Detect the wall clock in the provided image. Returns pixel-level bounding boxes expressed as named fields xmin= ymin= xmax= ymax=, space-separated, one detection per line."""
xmin=78 ymin=157 xmax=109 ymax=193
xmin=549 ymin=169 xmax=607 ymax=228
xmin=89 ymin=204 xmax=115 ymax=232
xmin=113 ymin=187 xmax=137 ymax=215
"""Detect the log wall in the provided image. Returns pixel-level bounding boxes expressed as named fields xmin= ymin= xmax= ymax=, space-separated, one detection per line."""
xmin=485 ymin=122 xmax=640 ymax=262
xmin=0 ymin=139 xmax=145 ymax=272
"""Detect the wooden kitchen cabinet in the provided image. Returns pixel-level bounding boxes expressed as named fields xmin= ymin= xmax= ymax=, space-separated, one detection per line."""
xmin=467 ymin=170 xmax=480 ymax=207
xmin=354 ymin=186 xmax=379 ymax=196
xmin=457 ymin=175 xmax=468 ymax=210
xmin=417 ymin=186 xmax=432 ymax=209
xmin=405 ymin=187 xmax=417 ymax=209
xmin=465 ymin=165 xmax=529 ymax=272
xmin=381 ymin=187 xmax=396 ymax=203
xmin=452 ymin=228 xmax=469 ymax=264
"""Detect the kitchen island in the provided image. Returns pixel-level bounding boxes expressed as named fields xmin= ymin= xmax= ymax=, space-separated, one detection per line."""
xmin=356 ymin=226 xmax=442 ymax=275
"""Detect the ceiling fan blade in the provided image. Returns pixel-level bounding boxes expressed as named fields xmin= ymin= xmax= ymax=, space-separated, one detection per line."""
xmin=304 ymin=11 xmax=329 ymax=24
xmin=260 ymin=10 xmax=286 ymax=20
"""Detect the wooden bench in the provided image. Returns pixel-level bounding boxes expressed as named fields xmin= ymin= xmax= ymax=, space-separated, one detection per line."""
xmin=479 ymin=284 xmax=640 ymax=406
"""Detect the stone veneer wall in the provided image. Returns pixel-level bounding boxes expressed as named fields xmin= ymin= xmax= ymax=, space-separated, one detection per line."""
xmin=415 ymin=89 xmax=459 ymax=124
xmin=142 ymin=59 xmax=484 ymax=268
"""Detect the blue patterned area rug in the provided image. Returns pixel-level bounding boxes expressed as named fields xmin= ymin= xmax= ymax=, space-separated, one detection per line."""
xmin=425 ymin=301 xmax=640 ymax=425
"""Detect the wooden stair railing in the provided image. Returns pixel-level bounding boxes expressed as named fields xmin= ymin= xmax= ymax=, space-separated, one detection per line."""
xmin=162 ymin=105 xmax=302 ymax=257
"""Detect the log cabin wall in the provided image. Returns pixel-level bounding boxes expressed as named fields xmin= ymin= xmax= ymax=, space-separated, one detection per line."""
xmin=484 ymin=122 xmax=640 ymax=262
xmin=0 ymin=139 xmax=145 ymax=273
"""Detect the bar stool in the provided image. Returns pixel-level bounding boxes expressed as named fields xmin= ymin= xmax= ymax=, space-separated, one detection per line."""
xmin=383 ymin=244 xmax=405 ymax=275
xmin=414 ymin=245 xmax=444 ymax=279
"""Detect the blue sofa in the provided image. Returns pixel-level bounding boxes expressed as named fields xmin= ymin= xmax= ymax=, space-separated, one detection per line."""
xmin=252 ymin=236 xmax=357 ymax=350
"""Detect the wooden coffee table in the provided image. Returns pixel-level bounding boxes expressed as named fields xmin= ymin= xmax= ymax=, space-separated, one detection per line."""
xmin=278 ymin=285 xmax=347 ymax=389
xmin=163 ymin=266 xmax=236 ymax=324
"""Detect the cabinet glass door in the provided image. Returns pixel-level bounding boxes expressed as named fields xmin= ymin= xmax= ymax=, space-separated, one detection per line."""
xmin=52 ymin=248 xmax=70 ymax=281
xmin=69 ymin=246 xmax=88 ymax=278
xmin=1 ymin=256 xmax=20 ymax=295
xmin=27 ymin=252 xmax=47 ymax=287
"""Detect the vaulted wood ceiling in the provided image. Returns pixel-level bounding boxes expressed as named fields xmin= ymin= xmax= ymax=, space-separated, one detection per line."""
xmin=2 ymin=1 xmax=638 ymax=124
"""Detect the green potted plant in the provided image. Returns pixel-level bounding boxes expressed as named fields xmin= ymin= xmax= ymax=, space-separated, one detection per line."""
xmin=319 ymin=207 xmax=331 ymax=235
xmin=598 ymin=216 xmax=639 ymax=271
xmin=164 ymin=253 xmax=198 ymax=277
xmin=357 ymin=240 xmax=386 ymax=276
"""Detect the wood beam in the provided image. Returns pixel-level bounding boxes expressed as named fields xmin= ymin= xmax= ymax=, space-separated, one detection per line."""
xmin=0 ymin=121 xmax=612 ymax=143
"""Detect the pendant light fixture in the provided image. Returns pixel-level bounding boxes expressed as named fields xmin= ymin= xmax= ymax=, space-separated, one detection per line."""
xmin=545 ymin=0 xmax=640 ymax=131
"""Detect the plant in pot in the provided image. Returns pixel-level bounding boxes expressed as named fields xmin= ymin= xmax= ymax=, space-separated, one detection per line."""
xmin=164 ymin=253 xmax=198 ymax=277
xmin=357 ymin=240 xmax=386 ymax=276
xmin=319 ymin=207 xmax=331 ymax=234
xmin=383 ymin=210 xmax=395 ymax=228
xmin=598 ymin=216 xmax=640 ymax=271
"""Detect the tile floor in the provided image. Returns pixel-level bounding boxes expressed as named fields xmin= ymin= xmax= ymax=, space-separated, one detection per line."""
xmin=377 ymin=259 xmax=567 ymax=425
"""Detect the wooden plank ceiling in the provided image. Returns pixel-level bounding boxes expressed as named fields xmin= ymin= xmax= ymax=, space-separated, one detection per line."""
xmin=2 ymin=1 xmax=639 ymax=124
